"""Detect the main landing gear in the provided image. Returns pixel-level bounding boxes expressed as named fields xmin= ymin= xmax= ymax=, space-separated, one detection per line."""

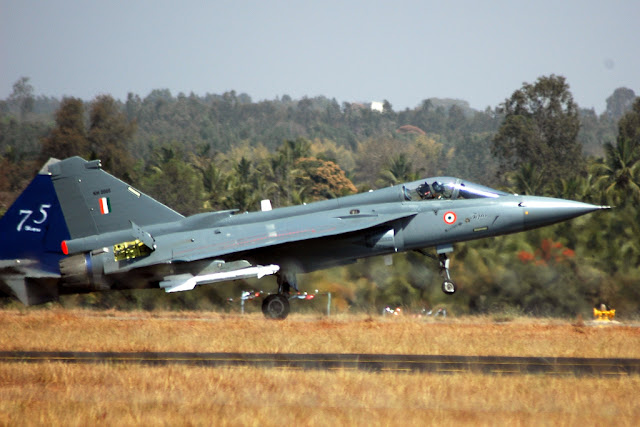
xmin=261 ymin=272 xmax=297 ymax=320
xmin=261 ymin=294 xmax=290 ymax=319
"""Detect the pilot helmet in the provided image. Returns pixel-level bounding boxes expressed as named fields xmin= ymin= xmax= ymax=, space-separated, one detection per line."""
xmin=416 ymin=183 xmax=430 ymax=198
xmin=432 ymin=181 xmax=444 ymax=193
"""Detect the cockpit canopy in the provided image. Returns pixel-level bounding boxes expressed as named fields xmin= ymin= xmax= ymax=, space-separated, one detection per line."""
xmin=403 ymin=177 xmax=508 ymax=201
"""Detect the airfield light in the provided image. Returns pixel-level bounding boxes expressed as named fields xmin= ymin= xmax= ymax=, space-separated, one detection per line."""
xmin=593 ymin=305 xmax=615 ymax=321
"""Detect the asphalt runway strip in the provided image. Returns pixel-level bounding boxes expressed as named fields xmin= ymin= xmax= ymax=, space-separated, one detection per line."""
xmin=1 ymin=351 xmax=639 ymax=376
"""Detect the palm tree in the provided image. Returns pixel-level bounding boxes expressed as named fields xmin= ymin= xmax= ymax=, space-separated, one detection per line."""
xmin=259 ymin=152 xmax=305 ymax=207
xmin=377 ymin=153 xmax=421 ymax=187
xmin=509 ymin=162 xmax=547 ymax=195
xmin=553 ymin=174 xmax=599 ymax=203
xmin=618 ymin=207 xmax=640 ymax=269
xmin=280 ymin=138 xmax=311 ymax=163
xmin=591 ymin=137 xmax=640 ymax=205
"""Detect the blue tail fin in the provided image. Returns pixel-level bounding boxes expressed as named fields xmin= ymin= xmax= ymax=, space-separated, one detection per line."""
xmin=0 ymin=159 xmax=70 ymax=275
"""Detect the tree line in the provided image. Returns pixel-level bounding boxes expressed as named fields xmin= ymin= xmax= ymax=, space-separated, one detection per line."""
xmin=1 ymin=76 xmax=639 ymax=317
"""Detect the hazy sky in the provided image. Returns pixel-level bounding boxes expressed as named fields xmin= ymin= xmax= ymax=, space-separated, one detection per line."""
xmin=1 ymin=0 xmax=638 ymax=113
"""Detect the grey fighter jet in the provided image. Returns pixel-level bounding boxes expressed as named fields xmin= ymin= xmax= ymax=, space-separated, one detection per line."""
xmin=1 ymin=157 xmax=609 ymax=318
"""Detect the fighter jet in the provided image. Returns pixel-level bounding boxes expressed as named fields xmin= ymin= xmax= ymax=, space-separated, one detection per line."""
xmin=1 ymin=156 xmax=609 ymax=318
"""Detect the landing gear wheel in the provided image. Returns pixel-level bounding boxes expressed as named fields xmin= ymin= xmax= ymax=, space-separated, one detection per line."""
xmin=442 ymin=280 xmax=456 ymax=295
xmin=262 ymin=294 xmax=290 ymax=320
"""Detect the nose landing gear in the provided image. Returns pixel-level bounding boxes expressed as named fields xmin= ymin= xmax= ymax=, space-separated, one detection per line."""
xmin=416 ymin=245 xmax=457 ymax=295
xmin=438 ymin=253 xmax=457 ymax=295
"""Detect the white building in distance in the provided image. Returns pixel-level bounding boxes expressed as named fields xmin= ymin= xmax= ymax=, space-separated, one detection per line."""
xmin=369 ymin=101 xmax=384 ymax=113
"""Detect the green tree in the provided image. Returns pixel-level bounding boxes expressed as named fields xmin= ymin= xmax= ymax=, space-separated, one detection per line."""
xmin=280 ymin=137 xmax=311 ymax=161
xmin=140 ymin=154 xmax=205 ymax=215
xmin=617 ymin=98 xmax=640 ymax=148
xmin=509 ymin=162 xmax=546 ymax=195
xmin=41 ymin=97 xmax=89 ymax=160
xmin=263 ymin=138 xmax=313 ymax=206
xmin=591 ymin=99 xmax=640 ymax=205
xmin=294 ymin=157 xmax=357 ymax=200
xmin=8 ymin=77 xmax=35 ymax=120
xmin=605 ymin=87 xmax=636 ymax=121
xmin=382 ymin=100 xmax=393 ymax=115
xmin=88 ymin=95 xmax=137 ymax=180
xmin=223 ymin=157 xmax=265 ymax=211
xmin=448 ymin=134 xmax=499 ymax=186
xmin=447 ymin=104 xmax=467 ymax=132
xmin=191 ymin=152 xmax=231 ymax=211
xmin=592 ymin=138 xmax=640 ymax=204
xmin=553 ymin=174 xmax=598 ymax=203
xmin=492 ymin=75 xmax=584 ymax=187
xmin=377 ymin=153 xmax=418 ymax=186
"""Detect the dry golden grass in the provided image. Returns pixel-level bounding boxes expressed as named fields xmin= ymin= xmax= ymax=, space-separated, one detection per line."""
xmin=1 ymin=364 xmax=639 ymax=426
xmin=0 ymin=309 xmax=638 ymax=357
xmin=1 ymin=309 xmax=639 ymax=425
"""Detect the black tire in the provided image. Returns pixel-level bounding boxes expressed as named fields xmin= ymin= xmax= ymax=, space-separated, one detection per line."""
xmin=442 ymin=280 xmax=456 ymax=295
xmin=261 ymin=294 xmax=290 ymax=320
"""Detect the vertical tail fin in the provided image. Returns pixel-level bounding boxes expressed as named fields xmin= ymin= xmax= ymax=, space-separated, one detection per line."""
xmin=49 ymin=157 xmax=184 ymax=239
xmin=0 ymin=159 xmax=70 ymax=275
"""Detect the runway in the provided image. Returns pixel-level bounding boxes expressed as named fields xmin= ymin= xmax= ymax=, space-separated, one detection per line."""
xmin=1 ymin=351 xmax=638 ymax=376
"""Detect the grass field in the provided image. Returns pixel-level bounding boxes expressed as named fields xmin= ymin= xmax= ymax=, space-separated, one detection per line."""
xmin=1 ymin=309 xmax=639 ymax=425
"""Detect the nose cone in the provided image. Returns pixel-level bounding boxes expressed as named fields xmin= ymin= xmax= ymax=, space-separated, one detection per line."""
xmin=520 ymin=196 xmax=610 ymax=230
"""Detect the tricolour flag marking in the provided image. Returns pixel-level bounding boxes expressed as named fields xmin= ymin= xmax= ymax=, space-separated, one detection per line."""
xmin=99 ymin=197 xmax=111 ymax=215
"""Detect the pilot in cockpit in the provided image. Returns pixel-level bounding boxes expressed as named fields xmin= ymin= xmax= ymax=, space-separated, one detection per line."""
xmin=416 ymin=182 xmax=433 ymax=199
xmin=417 ymin=181 xmax=446 ymax=200
xmin=431 ymin=181 xmax=445 ymax=198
